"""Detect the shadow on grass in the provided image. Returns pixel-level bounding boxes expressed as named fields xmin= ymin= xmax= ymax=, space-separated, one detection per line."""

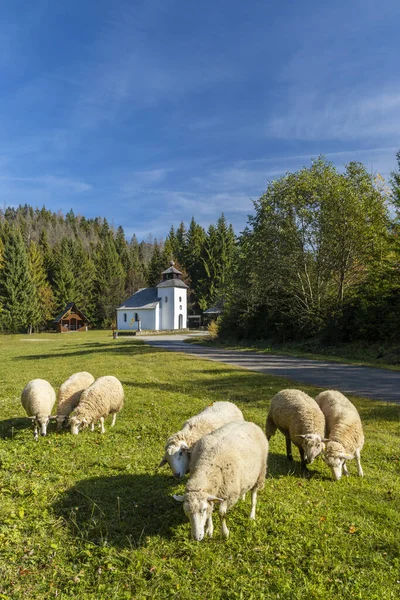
xmin=53 ymin=474 xmax=186 ymax=548
xmin=14 ymin=341 xmax=158 ymax=361
xmin=0 ymin=417 xmax=32 ymax=439
xmin=267 ymin=451 xmax=326 ymax=480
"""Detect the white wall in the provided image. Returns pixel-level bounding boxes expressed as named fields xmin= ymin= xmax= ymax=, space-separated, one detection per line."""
xmin=173 ymin=288 xmax=187 ymax=329
xmin=116 ymin=308 xmax=157 ymax=331
xmin=157 ymin=286 xmax=187 ymax=330
xmin=158 ymin=287 xmax=175 ymax=330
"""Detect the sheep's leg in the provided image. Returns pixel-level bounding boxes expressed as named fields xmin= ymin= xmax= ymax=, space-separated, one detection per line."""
xmin=241 ymin=493 xmax=246 ymax=501
xmin=299 ymin=447 xmax=310 ymax=477
xmin=355 ymin=449 xmax=363 ymax=477
xmin=285 ymin=435 xmax=293 ymax=461
xmin=250 ymin=489 xmax=257 ymax=520
xmin=33 ymin=422 xmax=39 ymax=442
xmin=219 ymin=504 xmax=229 ymax=539
xmin=205 ymin=514 xmax=214 ymax=538
xmin=343 ymin=462 xmax=349 ymax=476
xmin=90 ymin=422 xmax=95 ymax=432
xmin=111 ymin=413 xmax=117 ymax=427
xmin=99 ymin=417 xmax=105 ymax=434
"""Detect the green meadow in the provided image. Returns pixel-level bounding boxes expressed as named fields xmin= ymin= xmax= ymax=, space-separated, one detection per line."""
xmin=0 ymin=331 xmax=399 ymax=599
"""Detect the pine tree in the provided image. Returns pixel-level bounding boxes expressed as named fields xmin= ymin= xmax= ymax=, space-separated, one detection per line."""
xmin=70 ymin=239 xmax=96 ymax=318
xmin=94 ymin=234 xmax=125 ymax=327
xmin=175 ymin=221 xmax=188 ymax=265
xmin=147 ymin=243 xmax=166 ymax=287
xmin=52 ymin=239 xmax=76 ymax=311
xmin=185 ymin=217 xmax=206 ymax=290
xmin=28 ymin=241 xmax=55 ymax=328
xmin=0 ymin=227 xmax=38 ymax=332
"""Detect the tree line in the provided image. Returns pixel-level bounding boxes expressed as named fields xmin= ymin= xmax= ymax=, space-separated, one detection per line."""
xmin=1 ymin=152 xmax=400 ymax=343
xmin=220 ymin=154 xmax=400 ymax=344
xmin=0 ymin=206 xmax=235 ymax=332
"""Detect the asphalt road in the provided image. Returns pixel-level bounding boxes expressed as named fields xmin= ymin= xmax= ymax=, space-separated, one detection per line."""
xmin=140 ymin=334 xmax=400 ymax=404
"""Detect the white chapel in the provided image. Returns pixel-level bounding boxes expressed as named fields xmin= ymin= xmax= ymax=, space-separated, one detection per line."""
xmin=116 ymin=262 xmax=188 ymax=331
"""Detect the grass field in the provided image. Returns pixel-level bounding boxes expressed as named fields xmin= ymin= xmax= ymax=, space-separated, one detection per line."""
xmin=0 ymin=331 xmax=399 ymax=599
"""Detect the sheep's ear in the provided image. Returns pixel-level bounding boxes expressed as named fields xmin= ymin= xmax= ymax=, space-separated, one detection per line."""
xmin=207 ymin=495 xmax=224 ymax=503
xmin=180 ymin=442 xmax=190 ymax=452
xmin=29 ymin=416 xmax=36 ymax=421
xmin=339 ymin=453 xmax=353 ymax=460
xmin=158 ymin=457 xmax=168 ymax=468
xmin=173 ymin=494 xmax=185 ymax=502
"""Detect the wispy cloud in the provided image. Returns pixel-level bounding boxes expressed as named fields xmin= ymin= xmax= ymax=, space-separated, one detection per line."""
xmin=0 ymin=175 xmax=92 ymax=193
xmin=267 ymin=90 xmax=400 ymax=141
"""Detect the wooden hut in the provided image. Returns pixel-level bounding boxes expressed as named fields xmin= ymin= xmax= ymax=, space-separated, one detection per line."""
xmin=52 ymin=302 xmax=89 ymax=333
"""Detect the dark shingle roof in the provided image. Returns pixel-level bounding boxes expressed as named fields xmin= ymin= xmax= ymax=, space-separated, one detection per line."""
xmin=161 ymin=265 xmax=182 ymax=275
xmin=53 ymin=302 xmax=90 ymax=323
xmin=156 ymin=279 xmax=189 ymax=289
xmin=117 ymin=288 xmax=160 ymax=309
xmin=203 ymin=305 xmax=223 ymax=315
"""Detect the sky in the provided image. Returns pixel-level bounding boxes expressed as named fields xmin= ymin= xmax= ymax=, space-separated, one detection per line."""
xmin=1 ymin=0 xmax=400 ymax=240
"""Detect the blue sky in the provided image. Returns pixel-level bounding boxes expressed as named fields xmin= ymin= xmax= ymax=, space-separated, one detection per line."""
xmin=1 ymin=0 xmax=400 ymax=240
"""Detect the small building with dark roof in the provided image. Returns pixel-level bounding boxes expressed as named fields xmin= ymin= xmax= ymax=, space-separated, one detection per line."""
xmin=116 ymin=262 xmax=188 ymax=331
xmin=52 ymin=302 xmax=89 ymax=333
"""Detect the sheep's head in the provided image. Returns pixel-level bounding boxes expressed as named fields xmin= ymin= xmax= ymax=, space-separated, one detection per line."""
xmin=322 ymin=441 xmax=353 ymax=480
xmin=56 ymin=415 xmax=68 ymax=431
xmin=174 ymin=491 xmax=222 ymax=541
xmin=36 ymin=414 xmax=51 ymax=436
xmin=69 ymin=416 xmax=89 ymax=435
xmin=296 ymin=434 xmax=325 ymax=464
xmin=158 ymin=438 xmax=191 ymax=479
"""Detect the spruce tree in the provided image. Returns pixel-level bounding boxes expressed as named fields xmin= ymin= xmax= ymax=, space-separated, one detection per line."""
xmin=52 ymin=239 xmax=76 ymax=311
xmin=185 ymin=217 xmax=206 ymax=290
xmin=28 ymin=241 xmax=55 ymax=328
xmin=94 ymin=234 xmax=125 ymax=327
xmin=0 ymin=228 xmax=38 ymax=332
xmin=70 ymin=239 xmax=96 ymax=318
xmin=147 ymin=243 xmax=165 ymax=287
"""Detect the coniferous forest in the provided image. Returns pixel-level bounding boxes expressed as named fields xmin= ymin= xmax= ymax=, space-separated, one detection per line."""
xmin=1 ymin=153 xmax=400 ymax=345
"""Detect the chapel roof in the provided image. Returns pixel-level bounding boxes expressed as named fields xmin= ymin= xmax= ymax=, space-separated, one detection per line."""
xmin=157 ymin=279 xmax=189 ymax=289
xmin=117 ymin=287 xmax=160 ymax=309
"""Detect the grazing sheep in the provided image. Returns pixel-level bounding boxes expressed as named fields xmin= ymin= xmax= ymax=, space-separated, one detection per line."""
xmin=315 ymin=390 xmax=364 ymax=481
xmin=159 ymin=401 xmax=244 ymax=479
xmin=174 ymin=421 xmax=268 ymax=541
xmin=56 ymin=372 xmax=95 ymax=431
xmin=69 ymin=376 xmax=124 ymax=435
xmin=265 ymin=389 xmax=325 ymax=474
xmin=21 ymin=379 xmax=56 ymax=441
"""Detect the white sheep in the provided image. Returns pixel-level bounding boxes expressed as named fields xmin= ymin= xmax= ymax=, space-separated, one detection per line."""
xmin=265 ymin=389 xmax=325 ymax=474
xmin=21 ymin=379 xmax=56 ymax=440
xmin=159 ymin=401 xmax=244 ymax=479
xmin=56 ymin=372 xmax=95 ymax=431
xmin=174 ymin=420 xmax=268 ymax=541
xmin=69 ymin=376 xmax=124 ymax=435
xmin=315 ymin=390 xmax=364 ymax=481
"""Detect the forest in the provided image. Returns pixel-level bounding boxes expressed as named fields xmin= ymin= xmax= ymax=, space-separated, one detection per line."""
xmin=1 ymin=152 xmax=400 ymax=345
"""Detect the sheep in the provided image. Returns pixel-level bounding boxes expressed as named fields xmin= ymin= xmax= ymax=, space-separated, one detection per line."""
xmin=265 ymin=389 xmax=325 ymax=475
xmin=69 ymin=376 xmax=124 ymax=435
xmin=21 ymin=379 xmax=56 ymax=441
xmin=315 ymin=390 xmax=364 ymax=481
xmin=174 ymin=420 xmax=268 ymax=541
xmin=56 ymin=372 xmax=95 ymax=431
xmin=158 ymin=401 xmax=244 ymax=479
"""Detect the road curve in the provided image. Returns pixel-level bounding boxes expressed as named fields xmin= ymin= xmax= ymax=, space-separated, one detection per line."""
xmin=140 ymin=334 xmax=400 ymax=404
